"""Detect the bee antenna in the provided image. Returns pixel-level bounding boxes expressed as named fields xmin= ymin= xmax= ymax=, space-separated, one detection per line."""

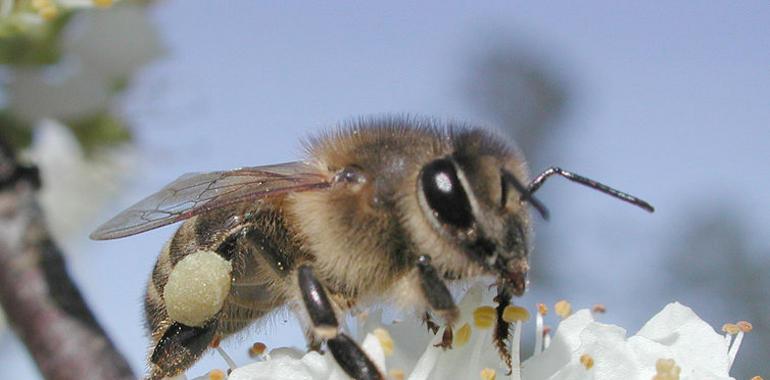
xmin=501 ymin=170 xmax=550 ymax=220
xmin=528 ymin=167 xmax=655 ymax=213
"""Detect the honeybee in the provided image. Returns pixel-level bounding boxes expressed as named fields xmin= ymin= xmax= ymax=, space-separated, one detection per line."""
xmin=91 ymin=117 xmax=653 ymax=380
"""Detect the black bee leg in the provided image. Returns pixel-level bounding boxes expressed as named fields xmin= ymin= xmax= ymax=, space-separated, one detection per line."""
xmin=297 ymin=265 xmax=383 ymax=380
xmin=416 ymin=255 xmax=459 ymax=324
xmin=493 ymin=289 xmax=514 ymax=374
xmin=148 ymin=320 xmax=217 ymax=380
xmin=422 ymin=311 xmax=440 ymax=335
xmin=416 ymin=255 xmax=458 ymax=350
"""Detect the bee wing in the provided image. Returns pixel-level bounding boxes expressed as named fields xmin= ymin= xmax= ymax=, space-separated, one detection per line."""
xmin=90 ymin=161 xmax=330 ymax=240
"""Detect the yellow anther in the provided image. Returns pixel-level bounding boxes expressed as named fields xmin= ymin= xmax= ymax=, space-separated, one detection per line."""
xmin=373 ymin=328 xmax=394 ymax=356
xmin=722 ymin=323 xmax=740 ymax=335
xmin=579 ymin=353 xmax=594 ymax=369
xmin=592 ymin=304 xmax=607 ymax=314
xmin=38 ymin=4 xmax=58 ymax=20
xmin=473 ymin=306 xmax=496 ymax=329
xmin=92 ymin=0 xmax=113 ymax=7
xmin=502 ymin=305 xmax=530 ymax=322
xmin=389 ymin=369 xmax=405 ymax=380
xmin=208 ymin=369 xmax=226 ymax=380
xmin=248 ymin=342 xmax=267 ymax=357
xmin=480 ymin=368 xmax=496 ymax=380
xmin=653 ymin=358 xmax=681 ymax=380
xmin=537 ymin=303 xmax=548 ymax=316
xmin=454 ymin=323 xmax=472 ymax=348
xmin=554 ymin=300 xmax=572 ymax=318
xmin=737 ymin=321 xmax=753 ymax=333
xmin=655 ymin=358 xmax=675 ymax=372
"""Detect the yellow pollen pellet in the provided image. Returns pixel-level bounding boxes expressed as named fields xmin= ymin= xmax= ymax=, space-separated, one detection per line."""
xmin=248 ymin=342 xmax=267 ymax=357
xmin=473 ymin=306 xmax=496 ymax=329
xmin=554 ymin=300 xmax=572 ymax=318
xmin=737 ymin=320 xmax=753 ymax=333
xmin=722 ymin=323 xmax=740 ymax=335
xmin=537 ymin=303 xmax=548 ymax=316
xmin=208 ymin=369 xmax=226 ymax=380
xmin=92 ymin=0 xmax=113 ymax=7
xmin=750 ymin=376 xmax=763 ymax=380
xmin=480 ymin=368 xmax=496 ymax=380
xmin=389 ymin=369 xmax=405 ymax=380
xmin=502 ymin=305 xmax=530 ymax=322
xmin=373 ymin=328 xmax=394 ymax=356
xmin=580 ymin=353 xmax=594 ymax=369
xmin=454 ymin=323 xmax=472 ymax=348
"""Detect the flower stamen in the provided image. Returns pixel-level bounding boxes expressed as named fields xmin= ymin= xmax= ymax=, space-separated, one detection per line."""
xmin=652 ymin=358 xmax=681 ymax=380
xmin=208 ymin=369 xmax=226 ymax=380
xmin=454 ymin=323 xmax=472 ymax=348
xmin=373 ymin=328 xmax=394 ymax=356
xmin=727 ymin=320 xmax=753 ymax=369
xmin=502 ymin=305 xmax=530 ymax=323
xmin=248 ymin=342 xmax=267 ymax=358
xmin=535 ymin=303 xmax=547 ymax=354
xmin=480 ymin=368 xmax=496 ymax=380
xmin=215 ymin=345 xmax=237 ymax=371
xmin=473 ymin=306 xmax=496 ymax=329
xmin=580 ymin=353 xmax=594 ymax=369
xmin=554 ymin=300 xmax=572 ymax=319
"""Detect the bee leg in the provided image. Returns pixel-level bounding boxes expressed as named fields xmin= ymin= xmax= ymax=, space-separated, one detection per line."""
xmin=493 ymin=290 xmax=514 ymax=374
xmin=416 ymin=255 xmax=459 ymax=324
xmin=147 ymin=320 xmax=217 ymax=380
xmin=416 ymin=255 xmax=458 ymax=350
xmin=422 ymin=312 xmax=440 ymax=335
xmin=297 ymin=265 xmax=384 ymax=380
xmin=304 ymin=328 xmax=323 ymax=352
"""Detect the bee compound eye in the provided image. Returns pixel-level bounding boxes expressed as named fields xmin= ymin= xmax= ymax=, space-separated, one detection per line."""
xmin=420 ymin=159 xmax=474 ymax=229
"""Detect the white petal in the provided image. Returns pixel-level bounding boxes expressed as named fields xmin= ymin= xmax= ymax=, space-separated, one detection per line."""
xmin=521 ymin=310 xmax=594 ymax=380
xmin=631 ymin=302 xmax=731 ymax=378
xmin=361 ymin=333 xmax=387 ymax=373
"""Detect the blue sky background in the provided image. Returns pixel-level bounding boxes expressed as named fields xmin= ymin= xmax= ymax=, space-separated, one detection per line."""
xmin=1 ymin=1 xmax=769 ymax=378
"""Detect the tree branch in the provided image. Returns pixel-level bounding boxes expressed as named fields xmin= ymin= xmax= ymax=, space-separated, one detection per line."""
xmin=0 ymin=137 xmax=135 ymax=380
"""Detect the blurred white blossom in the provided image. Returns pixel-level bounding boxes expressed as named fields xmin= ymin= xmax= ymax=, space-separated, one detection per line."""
xmin=7 ymin=3 xmax=161 ymax=122
xmin=24 ymin=119 xmax=135 ymax=244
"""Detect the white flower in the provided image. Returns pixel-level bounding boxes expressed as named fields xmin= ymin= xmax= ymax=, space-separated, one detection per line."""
xmin=523 ymin=302 xmax=733 ymax=380
xmin=195 ymin=287 xmax=749 ymax=380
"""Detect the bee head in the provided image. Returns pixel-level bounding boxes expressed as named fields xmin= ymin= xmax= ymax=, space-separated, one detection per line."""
xmin=414 ymin=129 xmax=543 ymax=297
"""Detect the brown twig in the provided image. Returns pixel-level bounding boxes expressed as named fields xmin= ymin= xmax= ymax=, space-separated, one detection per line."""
xmin=0 ymin=138 xmax=135 ymax=380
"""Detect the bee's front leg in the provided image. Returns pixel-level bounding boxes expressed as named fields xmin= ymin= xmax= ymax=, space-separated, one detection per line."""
xmin=415 ymin=255 xmax=458 ymax=349
xmin=296 ymin=265 xmax=384 ymax=380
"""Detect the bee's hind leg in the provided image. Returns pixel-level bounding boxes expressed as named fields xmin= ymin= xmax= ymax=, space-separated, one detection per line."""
xmin=297 ymin=265 xmax=384 ymax=380
xmin=147 ymin=320 xmax=217 ymax=380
